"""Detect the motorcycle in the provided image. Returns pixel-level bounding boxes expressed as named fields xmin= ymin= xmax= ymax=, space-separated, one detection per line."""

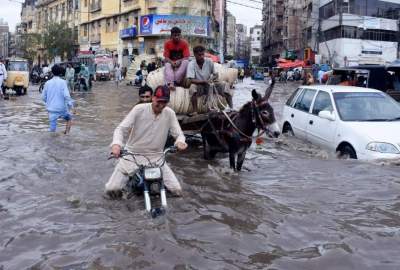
xmin=30 ymin=70 xmax=41 ymax=84
xmin=38 ymin=72 xmax=51 ymax=93
xmin=108 ymin=146 xmax=177 ymax=218
xmin=73 ymin=75 xmax=89 ymax=92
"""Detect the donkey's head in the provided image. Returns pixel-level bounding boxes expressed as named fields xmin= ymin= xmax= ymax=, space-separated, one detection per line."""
xmin=248 ymin=80 xmax=280 ymax=137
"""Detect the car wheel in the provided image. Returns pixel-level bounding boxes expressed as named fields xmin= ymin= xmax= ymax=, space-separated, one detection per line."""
xmin=338 ymin=145 xmax=357 ymax=159
xmin=282 ymin=122 xmax=294 ymax=136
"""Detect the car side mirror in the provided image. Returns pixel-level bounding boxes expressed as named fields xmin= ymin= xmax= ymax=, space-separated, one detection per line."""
xmin=318 ymin=110 xmax=336 ymax=121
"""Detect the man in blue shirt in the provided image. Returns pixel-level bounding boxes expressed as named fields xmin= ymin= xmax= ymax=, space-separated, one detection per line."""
xmin=42 ymin=64 xmax=74 ymax=134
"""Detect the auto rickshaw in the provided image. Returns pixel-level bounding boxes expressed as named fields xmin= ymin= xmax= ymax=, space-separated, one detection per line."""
xmin=5 ymin=58 xmax=29 ymax=95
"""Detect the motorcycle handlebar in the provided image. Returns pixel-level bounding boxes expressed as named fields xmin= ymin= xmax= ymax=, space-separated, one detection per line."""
xmin=108 ymin=146 xmax=178 ymax=160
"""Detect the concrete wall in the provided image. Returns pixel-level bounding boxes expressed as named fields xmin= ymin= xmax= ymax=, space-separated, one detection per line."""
xmin=319 ymin=38 xmax=398 ymax=66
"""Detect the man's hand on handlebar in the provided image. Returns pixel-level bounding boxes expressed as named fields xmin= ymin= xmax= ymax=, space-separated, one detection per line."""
xmin=175 ymin=141 xmax=188 ymax=151
xmin=111 ymin=144 xmax=121 ymax=158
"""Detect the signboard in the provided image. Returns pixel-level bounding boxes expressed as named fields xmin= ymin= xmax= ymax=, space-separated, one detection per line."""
xmin=140 ymin=14 xmax=210 ymax=37
xmin=120 ymin=26 xmax=137 ymax=39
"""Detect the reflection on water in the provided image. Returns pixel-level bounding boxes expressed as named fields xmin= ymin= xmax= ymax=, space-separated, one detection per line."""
xmin=0 ymin=81 xmax=399 ymax=269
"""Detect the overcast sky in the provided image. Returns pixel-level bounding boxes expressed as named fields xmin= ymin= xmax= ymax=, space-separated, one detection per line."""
xmin=226 ymin=0 xmax=263 ymax=32
xmin=2 ymin=0 xmax=262 ymax=33
xmin=1 ymin=1 xmax=21 ymax=31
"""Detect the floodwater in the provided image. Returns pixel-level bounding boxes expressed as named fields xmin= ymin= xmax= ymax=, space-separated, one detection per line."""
xmin=0 ymin=79 xmax=399 ymax=270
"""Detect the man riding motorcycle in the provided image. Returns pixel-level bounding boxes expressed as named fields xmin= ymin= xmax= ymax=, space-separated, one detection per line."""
xmin=77 ymin=64 xmax=90 ymax=91
xmin=105 ymin=85 xmax=188 ymax=199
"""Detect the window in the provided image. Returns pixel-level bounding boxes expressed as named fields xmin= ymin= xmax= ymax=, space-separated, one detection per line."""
xmin=286 ymin=88 xmax=301 ymax=107
xmin=294 ymin=89 xmax=316 ymax=112
xmin=322 ymin=26 xmax=397 ymax=42
xmin=319 ymin=1 xmax=335 ymax=19
xmin=84 ymin=0 xmax=87 ymax=7
xmin=106 ymin=18 xmax=111 ymax=32
xmin=113 ymin=17 xmax=118 ymax=32
xmin=312 ymin=91 xmax=333 ymax=115
xmin=83 ymin=24 xmax=88 ymax=36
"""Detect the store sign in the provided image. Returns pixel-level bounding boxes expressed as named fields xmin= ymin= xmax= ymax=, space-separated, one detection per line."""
xmin=120 ymin=26 xmax=137 ymax=39
xmin=140 ymin=14 xmax=210 ymax=37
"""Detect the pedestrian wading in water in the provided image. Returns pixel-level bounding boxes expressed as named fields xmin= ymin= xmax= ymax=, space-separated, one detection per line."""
xmin=42 ymin=64 xmax=74 ymax=134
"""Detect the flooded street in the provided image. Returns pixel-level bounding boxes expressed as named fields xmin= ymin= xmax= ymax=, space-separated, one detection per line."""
xmin=1 ymin=79 xmax=400 ymax=270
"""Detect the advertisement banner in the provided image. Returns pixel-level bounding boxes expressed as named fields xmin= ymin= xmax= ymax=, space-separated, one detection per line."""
xmin=140 ymin=14 xmax=210 ymax=37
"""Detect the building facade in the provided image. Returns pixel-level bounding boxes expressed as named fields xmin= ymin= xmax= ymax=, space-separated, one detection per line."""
xmin=262 ymin=0 xmax=285 ymax=64
xmin=318 ymin=0 xmax=400 ymax=66
xmin=20 ymin=0 xmax=80 ymax=64
xmin=225 ymin=11 xmax=236 ymax=58
xmin=0 ymin=19 xmax=10 ymax=58
xmin=250 ymin=25 xmax=262 ymax=65
xmin=301 ymin=0 xmax=319 ymax=53
xmin=235 ymin=23 xmax=249 ymax=60
xmin=79 ymin=0 xmax=215 ymax=66
xmin=283 ymin=0 xmax=303 ymax=57
xmin=20 ymin=0 xmax=219 ymax=66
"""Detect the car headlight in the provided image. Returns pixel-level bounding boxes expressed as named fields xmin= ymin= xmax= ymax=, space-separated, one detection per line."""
xmin=144 ymin=168 xmax=162 ymax=180
xmin=366 ymin=142 xmax=400 ymax=154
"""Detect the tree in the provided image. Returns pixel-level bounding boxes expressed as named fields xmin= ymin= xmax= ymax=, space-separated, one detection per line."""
xmin=19 ymin=33 xmax=41 ymax=63
xmin=42 ymin=22 xmax=75 ymax=61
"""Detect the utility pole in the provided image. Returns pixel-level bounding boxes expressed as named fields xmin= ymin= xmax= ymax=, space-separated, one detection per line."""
xmin=219 ymin=0 xmax=224 ymax=63
xmin=398 ymin=18 xmax=400 ymax=59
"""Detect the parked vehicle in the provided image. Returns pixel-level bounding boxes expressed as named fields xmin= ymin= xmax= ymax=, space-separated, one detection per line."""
xmin=252 ymin=67 xmax=264 ymax=80
xmin=4 ymin=58 xmax=29 ymax=95
xmin=95 ymin=64 xmax=111 ymax=81
xmin=108 ymin=147 xmax=178 ymax=218
xmin=327 ymin=65 xmax=400 ymax=101
xmin=281 ymin=85 xmax=400 ymax=160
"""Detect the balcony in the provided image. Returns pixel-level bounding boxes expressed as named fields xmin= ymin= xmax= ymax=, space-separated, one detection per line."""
xmin=90 ymin=0 xmax=102 ymax=12
xmin=276 ymin=7 xmax=284 ymax=16
xmin=123 ymin=0 xmax=139 ymax=7
xmin=275 ymin=21 xmax=283 ymax=29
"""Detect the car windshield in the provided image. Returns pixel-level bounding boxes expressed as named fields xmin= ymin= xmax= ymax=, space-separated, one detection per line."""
xmin=334 ymin=92 xmax=400 ymax=121
xmin=97 ymin=65 xmax=109 ymax=71
xmin=8 ymin=61 xmax=28 ymax=71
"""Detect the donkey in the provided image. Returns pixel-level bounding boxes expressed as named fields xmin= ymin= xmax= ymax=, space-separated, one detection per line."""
xmin=200 ymin=80 xmax=280 ymax=171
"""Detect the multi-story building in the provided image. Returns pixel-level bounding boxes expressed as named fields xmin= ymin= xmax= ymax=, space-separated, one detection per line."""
xmin=79 ymin=0 xmax=215 ymax=66
xmin=250 ymin=25 xmax=262 ymax=65
xmin=0 ymin=19 xmax=10 ymax=58
xmin=20 ymin=0 xmax=80 ymax=64
xmin=262 ymin=0 xmax=285 ymax=64
xmin=283 ymin=0 xmax=302 ymax=57
xmin=225 ymin=11 xmax=236 ymax=58
xmin=301 ymin=0 xmax=319 ymax=53
xmin=235 ymin=23 xmax=248 ymax=60
xmin=318 ymin=0 xmax=400 ymax=67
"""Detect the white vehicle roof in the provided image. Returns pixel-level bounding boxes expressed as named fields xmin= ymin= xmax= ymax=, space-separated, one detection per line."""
xmin=299 ymin=85 xmax=381 ymax=94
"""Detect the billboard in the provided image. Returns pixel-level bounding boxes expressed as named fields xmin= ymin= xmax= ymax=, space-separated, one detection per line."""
xmin=140 ymin=14 xmax=210 ymax=37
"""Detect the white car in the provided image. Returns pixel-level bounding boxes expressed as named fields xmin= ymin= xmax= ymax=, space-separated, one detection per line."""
xmin=281 ymin=85 xmax=400 ymax=160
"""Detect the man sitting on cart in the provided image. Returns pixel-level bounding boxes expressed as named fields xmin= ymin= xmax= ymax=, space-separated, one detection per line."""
xmin=163 ymin=27 xmax=190 ymax=91
xmin=186 ymin=45 xmax=233 ymax=115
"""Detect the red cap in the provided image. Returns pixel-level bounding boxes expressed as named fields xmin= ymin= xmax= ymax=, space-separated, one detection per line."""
xmin=154 ymin=85 xmax=170 ymax=102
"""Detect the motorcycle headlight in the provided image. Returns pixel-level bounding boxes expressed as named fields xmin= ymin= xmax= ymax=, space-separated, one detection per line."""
xmin=144 ymin=168 xmax=162 ymax=180
xmin=366 ymin=142 xmax=400 ymax=154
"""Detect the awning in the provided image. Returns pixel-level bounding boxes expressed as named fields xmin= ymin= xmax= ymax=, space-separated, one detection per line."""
xmin=205 ymin=52 xmax=220 ymax=63
xmin=278 ymin=59 xmax=305 ymax=69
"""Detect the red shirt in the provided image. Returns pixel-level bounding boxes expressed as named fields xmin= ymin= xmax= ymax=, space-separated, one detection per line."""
xmin=163 ymin=39 xmax=190 ymax=61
